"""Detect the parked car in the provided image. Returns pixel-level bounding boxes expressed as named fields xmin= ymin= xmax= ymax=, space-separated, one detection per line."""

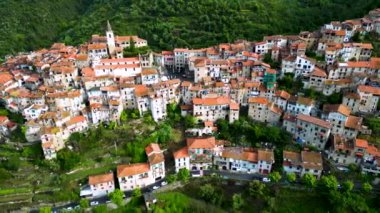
xmin=161 ymin=181 xmax=168 ymax=186
xmin=262 ymin=177 xmax=271 ymax=183
xmin=66 ymin=207 xmax=73 ymax=211
xmin=153 ymin=185 xmax=160 ymax=190
xmin=90 ymin=201 xmax=99 ymax=206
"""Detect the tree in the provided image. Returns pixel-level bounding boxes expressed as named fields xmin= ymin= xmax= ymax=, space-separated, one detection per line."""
xmin=342 ymin=180 xmax=354 ymax=193
xmin=120 ymin=110 xmax=128 ymax=123
xmin=232 ymin=193 xmax=244 ymax=210
xmin=184 ymin=115 xmax=196 ymax=128
xmin=167 ymin=174 xmax=177 ymax=183
xmin=269 ymin=171 xmax=281 ymax=183
xmin=287 ymin=173 xmax=296 ymax=183
xmin=157 ymin=124 xmax=173 ymax=144
xmin=302 ymin=173 xmax=317 ymax=189
xmin=132 ymin=188 xmax=142 ymax=198
xmin=39 ymin=207 xmax=52 ymax=213
xmin=200 ymin=184 xmax=215 ymax=202
xmin=80 ymin=198 xmax=89 ymax=208
xmin=56 ymin=148 xmax=80 ymax=171
xmin=199 ymin=184 xmax=223 ymax=205
xmin=177 ymin=168 xmax=190 ymax=182
xmin=109 ymin=189 xmax=124 ymax=206
xmin=362 ymin=182 xmax=372 ymax=193
xmin=319 ymin=175 xmax=339 ymax=192
xmin=249 ymin=180 xmax=266 ymax=198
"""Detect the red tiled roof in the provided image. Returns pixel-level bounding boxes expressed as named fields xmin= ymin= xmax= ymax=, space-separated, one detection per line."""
xmin=117 ymin=163 xmax=150 ymax=177
xmin=323 ymin=104 xmax=351 ymax=117
xmin=358 ymin=85 xmax=380 ymax=96
xmin=248 ymin=97 xmax=268 ymax=105
xmin=145 ymin=143 xmax=161 ymax=156
xmin=310 ymin=67 xmax=327 ymax=78
xmin=297 ymin=114 xmax=331 ymax=129
xmin=355 ymin=139 xmax=368 ymax=149
xmin=89 ymin=172 xmax=114 ymax=185
xmin=275 ymin=90 xmax=291 ymax=100
xmin=66 ymin=115 xmax=86 ymax=126
xmin=173 ymin=147 xmax=189 ymax=159
xmin=187 ymin=137 xmax=216 ymax=149
xmin=193 ymin=97 xmax=230 ymax=106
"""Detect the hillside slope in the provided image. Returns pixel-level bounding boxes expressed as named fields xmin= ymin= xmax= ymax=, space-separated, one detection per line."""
xmin=1 ymin=0 xmax=380 ymax=57
xmin=0 ymin=0 xmax=89 ymax=57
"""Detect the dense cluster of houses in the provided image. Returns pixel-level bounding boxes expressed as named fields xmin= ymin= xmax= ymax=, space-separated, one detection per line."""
xmin=0 ymin=8 xmax=379 ymax=194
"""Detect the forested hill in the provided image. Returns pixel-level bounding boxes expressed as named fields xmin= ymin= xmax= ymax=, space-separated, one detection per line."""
xmin=1 ymin=0 xmax=380 ymax=57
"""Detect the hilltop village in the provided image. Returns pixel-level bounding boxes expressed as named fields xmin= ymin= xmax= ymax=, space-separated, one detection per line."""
xmin=1 ymin=7 xmax=380 ymax=200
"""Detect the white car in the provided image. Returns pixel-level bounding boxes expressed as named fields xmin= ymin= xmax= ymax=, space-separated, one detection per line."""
xmin=161 ymin=181 xmax=168 ymax=186
xmin=66 ymin=207 xmax=73 ymax=211
xmin=262 ymin=177 xmax=271 ymax=183
xmin=153 ymin=185 xmax=160 ymax=190
xmin=90 ymin=201 xmax=99 ymax=206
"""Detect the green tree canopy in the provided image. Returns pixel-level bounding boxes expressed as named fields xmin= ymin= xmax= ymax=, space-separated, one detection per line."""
xmin=362 ymin=182 xmax=373 ymax=193
xmin=109 ymin=189 xmax=124 ymax=206
xmin=302 ymin=173 xmax=317 ymax=189
xmin=177 ymin=168 xmax=190 ymax=182
xmin=79 ymin=198 xmax=89 ymax=208
xmin=56 ymin=148 xmax=81 ymax=171
xmin=249 ymin=180 xmax=266 ymax=198
xmin=342 ymin=180 xmax=354 ymax=193
xmin=232 ymin=193 xmax=244 ymax=210
xmin=269 ymin=171 xmax=282 ymax=183
xmin=287 ymin=173 xmax=296 ymax=183
xmin=319 ymin=175 xmax=339 ymax=192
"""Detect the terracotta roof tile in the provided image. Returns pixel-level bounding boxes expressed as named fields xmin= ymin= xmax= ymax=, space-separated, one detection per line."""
xmin=66 ymin=115 xmax=86 ymax=126
xmin=117 ymin=163 xmax=150 ymax=177
xmin=310 ymin=67 xmax=327 ymax=77
xmin=355 ymin=139 xmax=368 ymax=149
xmin=89 ymin=172 xmax=114 ymax=185
xmin=323 ymin=104 xmax=351 ymax=117
xmin=221 ymin=147 xmax=258 ymax=162
xmin=301 ymin=151 xmax=323 ymax=170
xmin=275 ymin=90 xmax=291 ymax=100
xmin=173 ymin=147 xmax=189 ymax=159
xmin=145 ymin=143 xmax=161 ymax=156
xmin=248 ymin=97 xmax=269 ymax=105
xmin=193 ymin=97 xmax=230 ymax=106
xmin=187 ymin=137 xmax=216 ymax=149
xmin=358 ymin=85 xmax=380 ymax=96
xmin=297 ymin=114 xmax=331 ymax=129
xmin=257 ymin=149 xmax=274 ymax=163
xmin=345 ymin=116 xmax=362 ymax=130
